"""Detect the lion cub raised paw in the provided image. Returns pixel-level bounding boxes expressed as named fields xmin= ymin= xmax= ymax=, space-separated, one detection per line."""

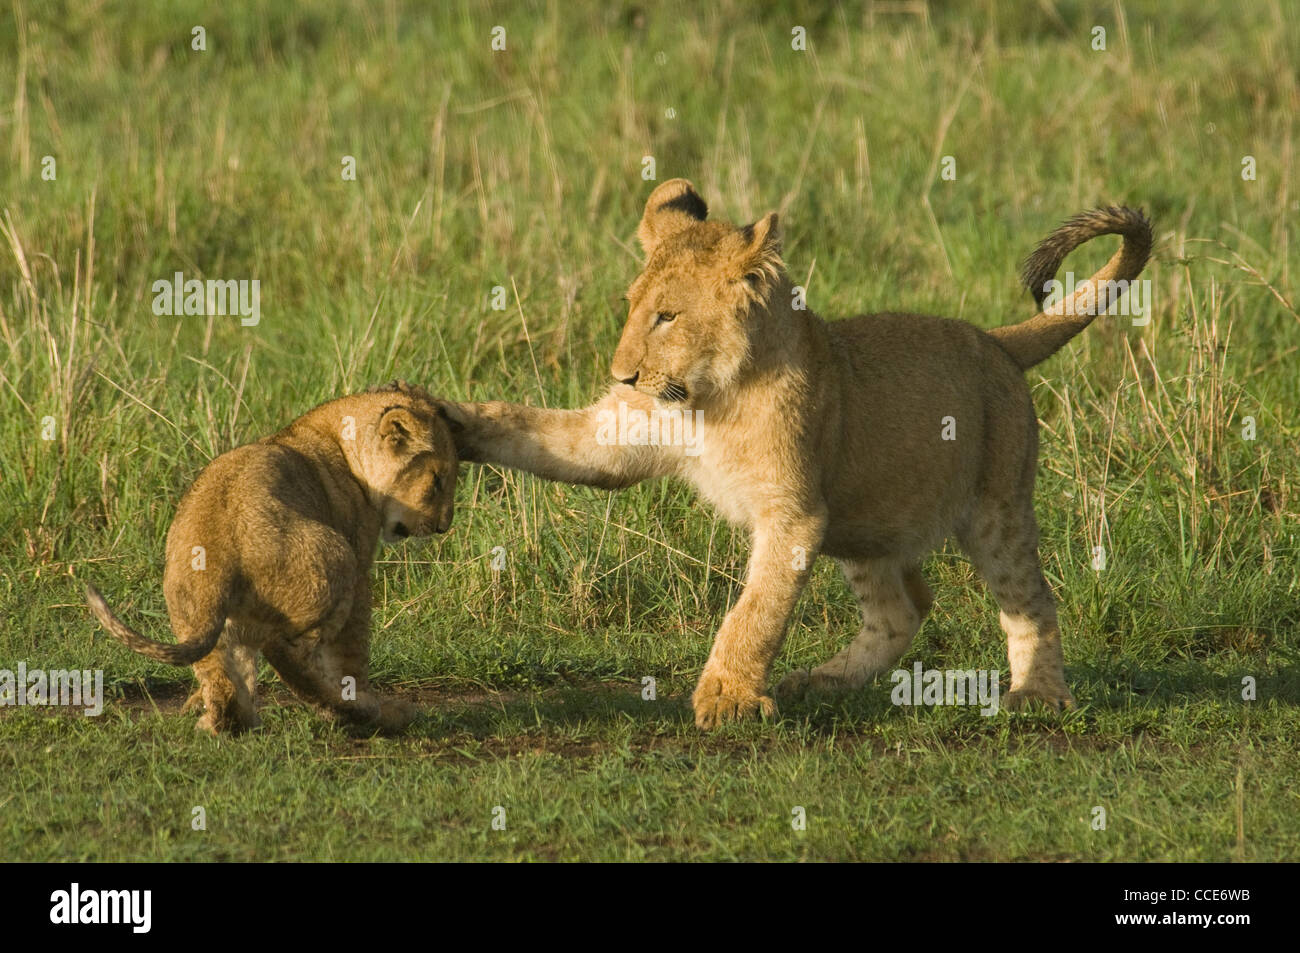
xmin=86 ymin=382 xmax=457 ymax=735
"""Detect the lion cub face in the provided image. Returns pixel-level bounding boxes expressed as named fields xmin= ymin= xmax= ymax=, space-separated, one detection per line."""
xmin=610 ymin=179 xmax=784 ymax=405
xmin=361 ymin=402 xmax=458 ymax=543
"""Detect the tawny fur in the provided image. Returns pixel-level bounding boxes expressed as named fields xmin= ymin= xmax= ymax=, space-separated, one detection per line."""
xmin=86 ymin=382 xmax=457 ymax=735
xmin=442 ymin=179 xmax=1152 ymax=729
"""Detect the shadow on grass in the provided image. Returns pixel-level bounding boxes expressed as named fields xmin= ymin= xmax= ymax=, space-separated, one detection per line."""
xmin=1067 ymin=659 xmax=1300 ymax=707
xmin=39 ymin=656 xmax=1293 ymax=755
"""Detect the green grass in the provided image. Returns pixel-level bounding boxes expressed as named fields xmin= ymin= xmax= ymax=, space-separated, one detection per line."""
xmin=2 ymin=0 xmax=1298 ymax=861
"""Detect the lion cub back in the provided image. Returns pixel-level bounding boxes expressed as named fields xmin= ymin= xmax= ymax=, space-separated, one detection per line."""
xmin=817 ymin=311 xmax=1035 ymax=559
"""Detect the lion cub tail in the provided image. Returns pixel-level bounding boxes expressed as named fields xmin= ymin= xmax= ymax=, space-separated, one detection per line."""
xmin=988 ymin=206 xmax=1153 ymax=370
xmin=85 ymin=583 xmax=223 ymax=665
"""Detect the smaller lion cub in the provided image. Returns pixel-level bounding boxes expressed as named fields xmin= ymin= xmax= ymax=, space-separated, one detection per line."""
xmin=86 ymin=381 xmax=456 ymax=735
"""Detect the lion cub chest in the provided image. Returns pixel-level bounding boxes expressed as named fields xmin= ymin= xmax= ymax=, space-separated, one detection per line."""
xmin=681 ymin=417 xmax=798 ymax=530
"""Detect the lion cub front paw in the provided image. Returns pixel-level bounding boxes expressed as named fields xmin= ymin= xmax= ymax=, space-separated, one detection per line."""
xmin=774 ymin=668 xmax=812 ymax=702
xmin=339 ymin=693 xmax=416 ymax=734
xmin=1004 ymin=682 xmax=1075 ymax=712
xmin=776 ymin=667 xmax=861 ymax=702
xmin=376 ymin=696 xmax=417 ymax=732
xmin=691 ymin=671 xmax=777 ymax=729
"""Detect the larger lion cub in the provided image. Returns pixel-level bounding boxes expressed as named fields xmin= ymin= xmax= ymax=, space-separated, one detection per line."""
xmin=444 ymin=180 xmax=1152 ymax=729
xmin=86 ymin=383 xmax=457 ymax=735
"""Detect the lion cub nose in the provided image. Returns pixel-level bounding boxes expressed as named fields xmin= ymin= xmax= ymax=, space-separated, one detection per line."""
xmin=615 ymin=370 xmax=639 ymax=386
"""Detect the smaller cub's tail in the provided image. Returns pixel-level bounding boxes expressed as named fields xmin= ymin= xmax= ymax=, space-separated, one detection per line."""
xmin=85 ymin=583 xmax=223 ymax=665
xmin=989 ymin=206 xmax=1153 ymax=370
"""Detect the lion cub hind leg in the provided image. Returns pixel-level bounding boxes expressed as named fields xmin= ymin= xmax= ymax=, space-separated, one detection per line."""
xmin=261 ymin=594 xmax=410 ymax=734
xmin=191 ymin=630 xmax=261 ymax=735
xmin=777 ymin=559 xmax=929 ymax=701
xmin=331 ymin=584 xmax=417 ymax=733
xmin=261 ymin=634 xmax=380 ymax=728
xmin=959 ymin=504 xmax=1074 ymax=711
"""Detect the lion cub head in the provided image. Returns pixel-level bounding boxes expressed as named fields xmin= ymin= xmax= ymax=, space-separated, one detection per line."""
xmin=611 ymin=179 xmax=785 ymax=406
xmin=359 ymin=383 xmax=458 ymax=542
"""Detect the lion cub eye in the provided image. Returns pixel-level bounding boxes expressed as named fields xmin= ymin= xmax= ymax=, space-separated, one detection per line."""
xmin=654 ymin=311 xmax=677 ymax=326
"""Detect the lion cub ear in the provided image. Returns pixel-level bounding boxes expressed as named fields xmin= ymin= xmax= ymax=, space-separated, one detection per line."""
xmin=733 ymin=212 xmax=783 ymax=290
xmin=638 ymin=178 xmax=708 ymax=257
xmin=378 ymin=407 xmax=417 ymax=447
